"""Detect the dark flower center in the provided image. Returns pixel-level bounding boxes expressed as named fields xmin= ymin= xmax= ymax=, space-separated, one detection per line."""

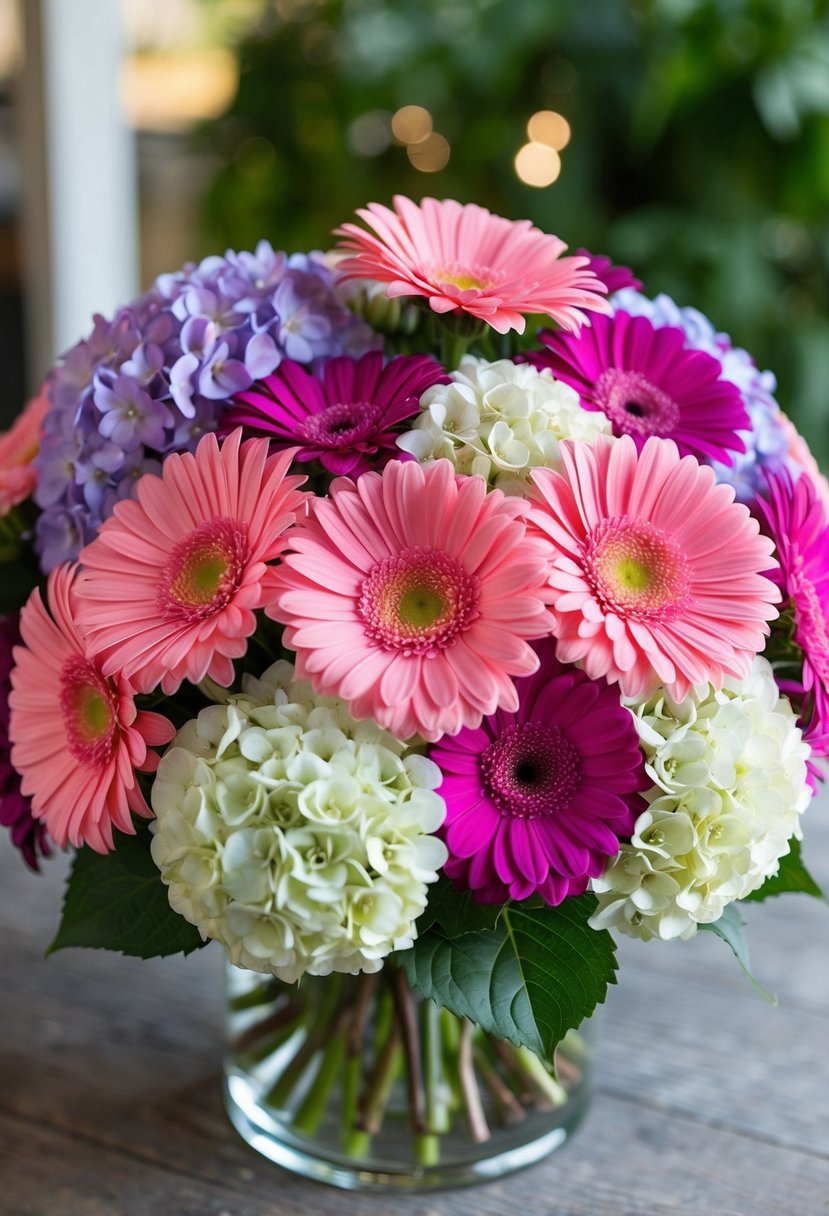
xmin=300 ymin=400 xmax=383 ymax=449
xmin=593 ymin=368 xmax=680 ymax=438
xmin=481 ymin=721 xmax=581 ymax=819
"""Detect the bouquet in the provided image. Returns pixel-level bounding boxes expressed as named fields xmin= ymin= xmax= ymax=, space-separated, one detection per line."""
xmin=2 ymin=196 xmax=826 ymax=1184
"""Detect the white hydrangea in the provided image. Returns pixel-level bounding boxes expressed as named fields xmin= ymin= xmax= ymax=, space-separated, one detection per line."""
xmin=396 ymin=356 xmax=611 ymax=494
xmin=590 ymin=658 xmax=812 ymax=942
xmin=150 ymin=662 xmax=448 ymax=982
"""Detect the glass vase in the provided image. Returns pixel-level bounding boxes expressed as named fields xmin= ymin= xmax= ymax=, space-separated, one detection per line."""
xmin=223 ymin=963 xmax=594 ymax=1192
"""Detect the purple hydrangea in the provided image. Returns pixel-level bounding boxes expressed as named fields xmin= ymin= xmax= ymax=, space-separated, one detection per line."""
xmin=0 ymin=614 xmax=50 ymax=870
xmin=611 ymin=288 xmax=794 ymax=501
xmin=34 ymin=245 xmax=377 ymax=570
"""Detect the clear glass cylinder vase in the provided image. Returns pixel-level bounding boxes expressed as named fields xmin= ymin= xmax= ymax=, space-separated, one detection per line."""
xmin=223 ymin=963 xmax=595 ymax=1192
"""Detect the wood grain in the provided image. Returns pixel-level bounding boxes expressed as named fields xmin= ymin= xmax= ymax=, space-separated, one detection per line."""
xmin=1 ymin=803 xmax=828 ymax=1214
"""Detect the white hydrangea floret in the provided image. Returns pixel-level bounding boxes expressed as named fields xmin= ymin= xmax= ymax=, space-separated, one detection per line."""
xmin=396 ymin=356 xmax=611 ymax=494
xmin=150 ymin=661 xmax=448 ymax=982
xmin=589 ymin=658 xmax=812 ymax=942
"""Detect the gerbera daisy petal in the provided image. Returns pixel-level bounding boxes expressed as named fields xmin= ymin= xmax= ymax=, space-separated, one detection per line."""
xmin=529 ymin=311 xmax=750 ymax=467
xmin=268 ymin=459 xmax=555 ymax=741
xmin=529 ymin=435 xmax=779 ymax=699
xmin=8 ymin=565 xmax=173 ymax=853
xmin=76 ymin=429 xmax=307 ymax=695
xmin=334 ymin=196 xmax=610 ymax=336
xmin=222 ymin=352 xmax=447 ymax=479
xmin=432 ymin=640 xmax=645 ymax=906
xmin=757 ymin=468 xmax=829 ymax=751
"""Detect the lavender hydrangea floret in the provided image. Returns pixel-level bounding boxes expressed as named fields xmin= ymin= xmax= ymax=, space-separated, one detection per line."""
xmin=34 ymin=244 xmax=376 ymax=570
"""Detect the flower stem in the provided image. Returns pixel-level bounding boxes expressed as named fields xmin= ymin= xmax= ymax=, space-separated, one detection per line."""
xmin=389 ymin=967 xmax=427 ymax=1136
xmin=264 ymin=976 xmax=341 ymax=1110
xmin=292 ymin=1009 xmax=348 ymax=1138
xmin=232 ymin=995 xmax=305 ymax=1054
xmin=440 ymin=1007 xmax=463 ymax=1115
xmin=472 ymin=1043 xmax=525 ymax=1125
xmin=340 ymin=1054 xmax=370 ymax=1159
xmin=339 ymin=972 xmax=377 ymax=1157
xmin=357 ymin=1019 xmax=402 ymax=1136
xmin=440 ymin=330 xmax=471 ymax=372
xmin=458 ymin=1020 xmax=490 ymax=1143
xmin=422 ymin=999 xmax=451 ymax=1135
xmin=229 ymin=978 xmax=280 ymax=1013
xmin=513 ymin=1045 xmax=569 ymax=1108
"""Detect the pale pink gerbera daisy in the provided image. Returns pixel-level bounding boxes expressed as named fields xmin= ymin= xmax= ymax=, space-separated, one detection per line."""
xmin=76 ymin=429 xmax=307 ymax=695
xmin=529 ymin=435 xmax=780 ymax=700
xmin=268 ymin=459 xmax=555 ymax=741
xmin=334 ymin=196 xmax=610 ymax=336
xmin=9 ymin=564 xmax=174 ymax=853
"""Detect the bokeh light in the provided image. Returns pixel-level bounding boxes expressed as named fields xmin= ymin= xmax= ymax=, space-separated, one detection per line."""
xmin=527 ymin=110 xmax=571 ymax=150
xmin=514 ymin=141 xmax=561 ymax=187
xmin=392 ymin=105 xmax=433 ymax=146
xmin=348 ymin=111 xmax=391 ymax=157
xmin=407 ymin=132 xmax=451 ymax=172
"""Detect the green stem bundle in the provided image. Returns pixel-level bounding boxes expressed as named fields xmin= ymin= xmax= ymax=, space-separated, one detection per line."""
xmin=230 ymin=969 xmax=586 ymax=1170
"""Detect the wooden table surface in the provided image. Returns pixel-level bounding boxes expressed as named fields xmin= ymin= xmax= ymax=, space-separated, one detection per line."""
xmin=2 ymin=797 xmax=828 ymax=1216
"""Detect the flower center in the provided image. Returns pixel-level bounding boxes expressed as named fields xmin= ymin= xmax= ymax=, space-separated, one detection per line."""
xmin=582 ymin=516 xmax=691 ymax=621
xmin=481 ymin=722 xmax=581 ymax=818
xmin=60 ymin=655 xmax=117 ymax=766
xmin=594 ymin=368 xmax=680 ymax=439
xmin=359 ymin=546 xmax=479 ymax=656
xmin=158 ymin=517 xmax=248 ymax=622
xmin=432 ymin=261 xmax=495 ymax=295
xmin=300 ymin=400 xmax=383 ymax=449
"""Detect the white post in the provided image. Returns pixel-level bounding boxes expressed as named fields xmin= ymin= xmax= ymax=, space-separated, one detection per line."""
xmin=18 ymin=0 xmax=138 ymax=385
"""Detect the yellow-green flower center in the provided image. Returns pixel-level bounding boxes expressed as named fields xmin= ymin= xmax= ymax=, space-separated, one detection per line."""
xmin=398 ymin=585 xmax=446 ymax=629
xmin=159 ymin=517 xmax=249 ymax=622
xmin=360 ymin=546 xmax=479 ymax=655
xmin=60 ymin=655 xmax=117 ymax=765
xmin=583 ymin=516 xmax=691 ymax=621
xmin=433 ymin=261 xmax=494 ymax=295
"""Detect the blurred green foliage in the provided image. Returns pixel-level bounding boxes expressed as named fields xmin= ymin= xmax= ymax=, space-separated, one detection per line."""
xmin=200 ymin=0 xmax=829 ymax=460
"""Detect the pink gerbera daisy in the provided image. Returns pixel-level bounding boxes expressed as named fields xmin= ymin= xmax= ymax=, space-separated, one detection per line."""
xmin=529 ymin=310 xmax=750 ymax=466
xmin=529 ymin=435 xmax=780 ymax=700
xmin=268 ymin=458 xmax=555 ymax=741
xmin=334 ymin=196 xmax=610 ymax=336
xmin=432 ymin=640 xmax=646 ymax=906
xmin=9 ymin=564 xmax=174 ymax=853
xmin=75 ymin=429 xmax=307 ymax=695
xmin=222 ymin=351 xmax=447 ymax=477
xmin=756 ymin=469 xmax=829 ymax=751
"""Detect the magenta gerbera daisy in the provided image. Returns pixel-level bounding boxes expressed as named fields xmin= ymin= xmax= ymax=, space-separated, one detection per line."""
xmin=432 ymin=640 xmax=645 ymax=905
xmin=756 ymin=469 xmax=829 ymax=751
xmin=267 ymin=458 xmax=555 ymax=741
xmin=573 ymin=249 xmax=642 ymax=294
xmin=75 ymin=429 xmax=307 ymax=695
xmin=9 ymin=565 xmax=174 ymax=853
xmin=529 ymin=435 xmax=780 ymax=700
xmin=0 ymin=613 xmax=51 ymax=870
xmin=334 ymin=196 xmax=610 ymax=336
xmin=222 ymin=351 xmax=447 ymax=478
xmin=529 ymin=310 xmax=750 ymax=466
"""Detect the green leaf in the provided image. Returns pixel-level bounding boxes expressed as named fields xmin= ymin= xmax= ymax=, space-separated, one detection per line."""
xmin=417 ymin=877 xmax=504 ymax=938
xmin=699 ymin=906 xmax=776 ymax=1005
xmin=401 ymin=895 xmax=617 ymax=1062
xmin=48 ymin=828 xmax=206 ymax=960
xmin=742 ymin=837 xmax=825 ymax=903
